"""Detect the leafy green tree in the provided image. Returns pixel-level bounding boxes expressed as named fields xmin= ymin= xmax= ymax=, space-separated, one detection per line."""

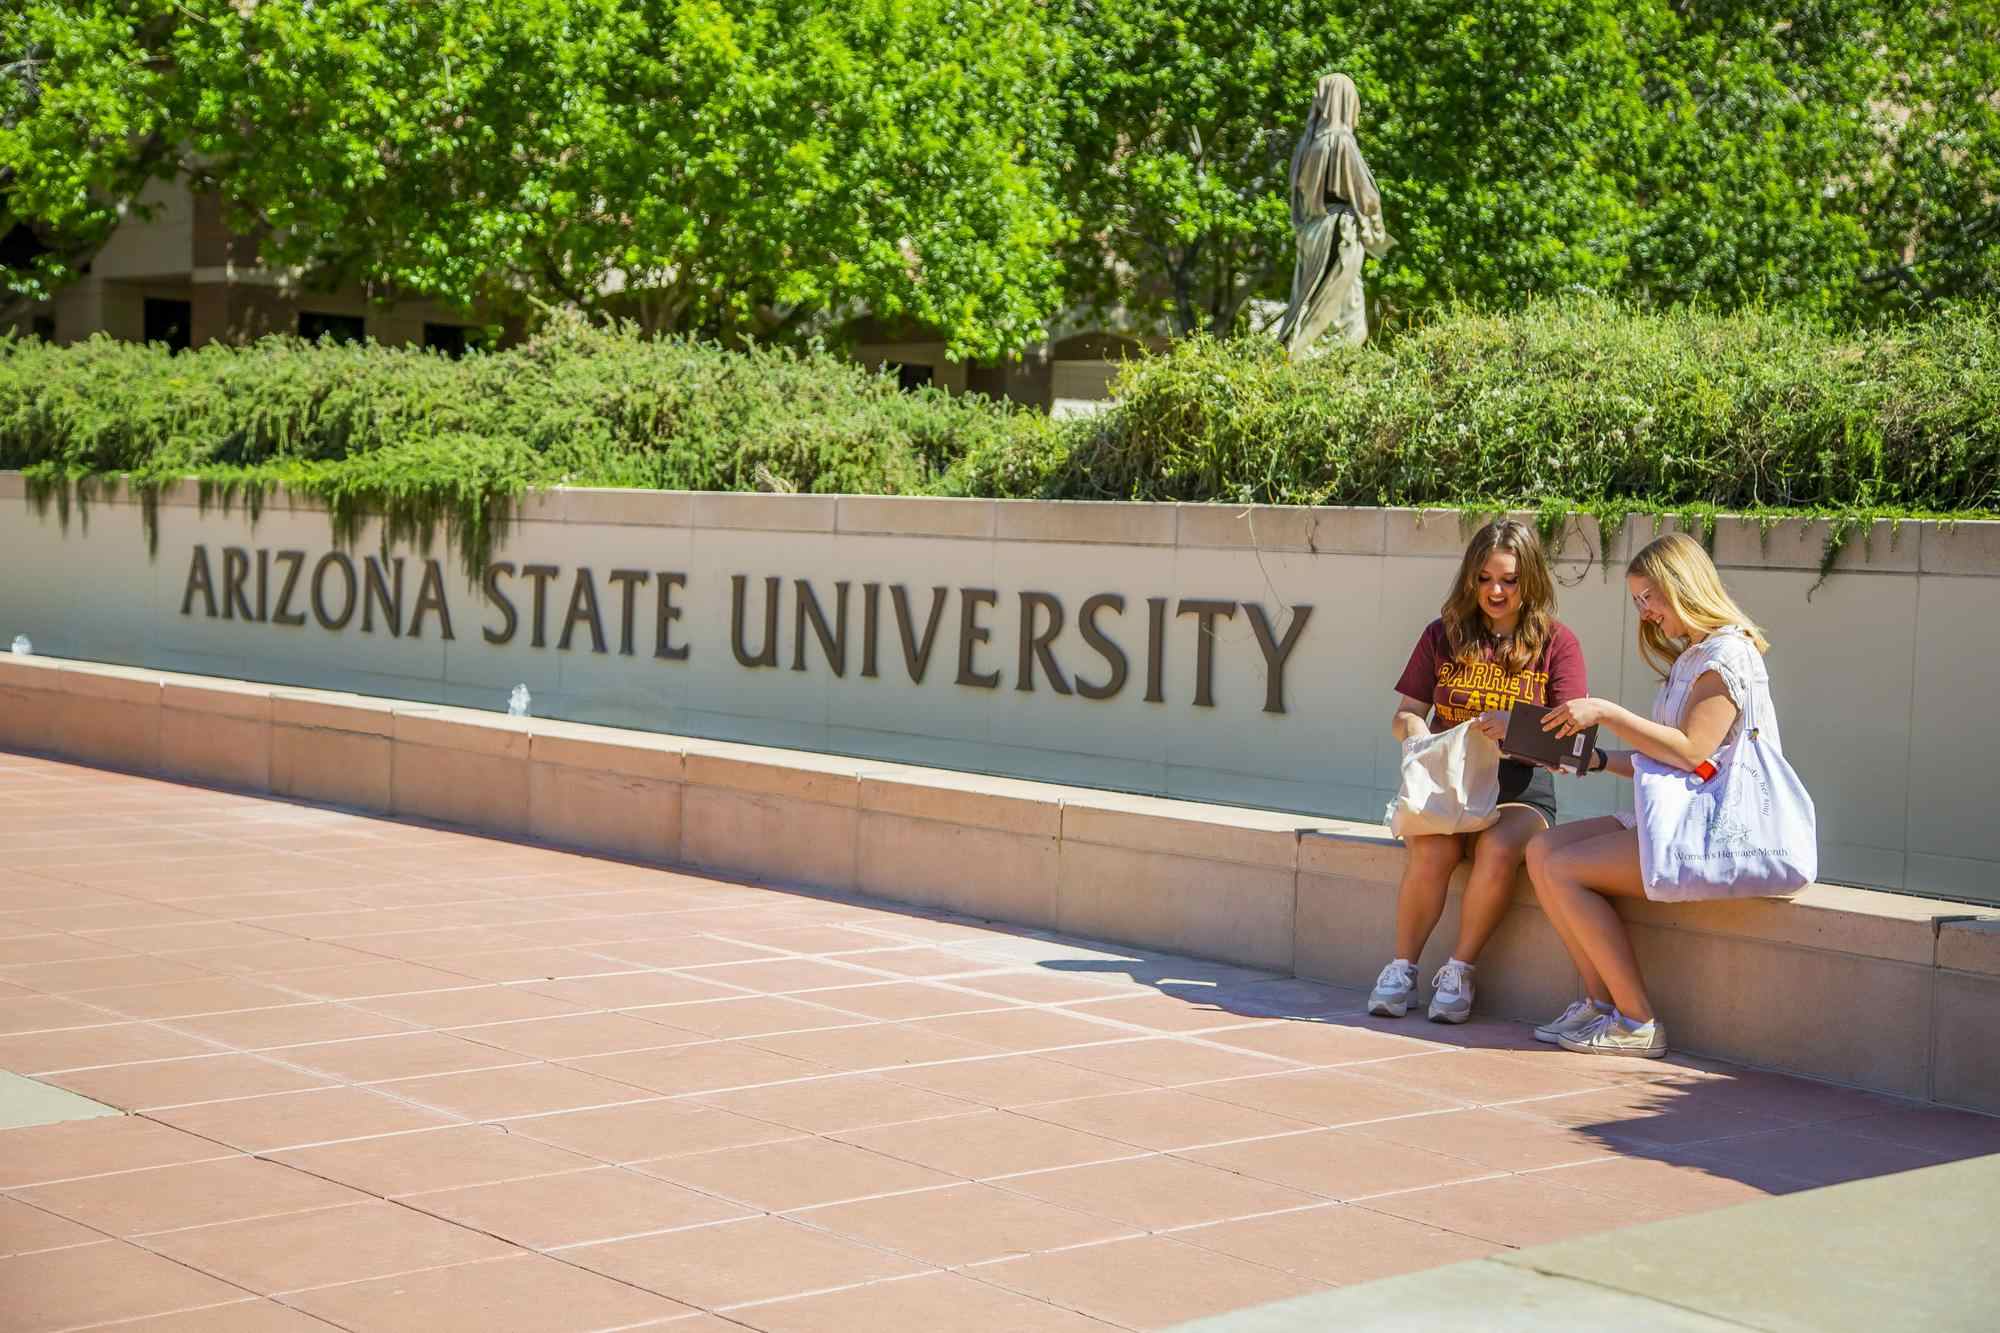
xmin=3 ymin=0 xmax=1069 ymax=357
xmin=1053 ymin=0 xmax=1650 ymax=336
xmin=1054 ymin=0 xmax=2000 ymax=333
xmin=1860 ymin=3 xmax=2000 ymax=311
xmin=1 ymin=2 xmax=189 ymax=317
xmin=1620 ymin=1 xmax=1888 ymax=314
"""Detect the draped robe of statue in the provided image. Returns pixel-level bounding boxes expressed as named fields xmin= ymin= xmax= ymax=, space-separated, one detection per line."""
xmin=1276 ymin=73 xmax=1393 ymax=357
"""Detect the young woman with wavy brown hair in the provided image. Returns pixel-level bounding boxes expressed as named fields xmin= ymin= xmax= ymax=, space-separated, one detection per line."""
xmin=1372 ymin=518 xmax=1587 ymax=1023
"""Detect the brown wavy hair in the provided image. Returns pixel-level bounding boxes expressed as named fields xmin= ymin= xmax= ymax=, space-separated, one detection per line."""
xmin=1441 ymin=519 xmax=1557 ymax=675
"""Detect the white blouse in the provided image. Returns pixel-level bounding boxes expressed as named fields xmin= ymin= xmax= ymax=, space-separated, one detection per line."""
xmin=1649 ymin=626 xmax=1773 ymax=749
xmin=1615 ymin=626 xmax=1773 ymax=831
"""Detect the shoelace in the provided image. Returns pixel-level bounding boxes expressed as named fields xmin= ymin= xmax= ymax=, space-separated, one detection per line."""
xmin=1570 ymin=1011 xmax=1618 ymax=1041
xmin=1375 ymin=961 xmax=1413 ymax=990
xmin=1551 ymin=999 xmax=1598 ymax=1028
xmin=1431 ymin=962 xmax=1472 ymax=996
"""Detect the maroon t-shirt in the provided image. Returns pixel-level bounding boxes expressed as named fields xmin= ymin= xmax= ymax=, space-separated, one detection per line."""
xmin=1394 ymin=618 xmax=1587 ymax=730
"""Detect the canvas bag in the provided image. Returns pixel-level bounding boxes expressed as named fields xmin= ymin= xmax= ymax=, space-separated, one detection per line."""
xmin=1632 ymin=656 xmax=1817 ymax=900
xmin=1386 ymin=721 xmax=1502 ymax=839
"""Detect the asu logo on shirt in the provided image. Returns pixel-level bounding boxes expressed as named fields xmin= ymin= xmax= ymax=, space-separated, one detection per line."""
xmin=1393 ymin=618 xmax=1586 ymax=731
xmin=1431 ymin=659 xmax=1552 ymax=726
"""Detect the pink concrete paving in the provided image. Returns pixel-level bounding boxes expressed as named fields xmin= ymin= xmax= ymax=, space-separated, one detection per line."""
xmin=2 ymin=750 xmax=1996 ymax=1333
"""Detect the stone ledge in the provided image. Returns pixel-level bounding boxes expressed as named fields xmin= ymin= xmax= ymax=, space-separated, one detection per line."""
xmin=858 ymin=769 xmax=1062 ymax=838
xmin=1062 ymin=792 xmax=1304 ymax=871
xmin=561 ymin=488 xmax=695 ymax=528
xmin=1919 ymin=520 xmax=2000 ymax=575
xmin=683 ymin=742 xmax=863 ymax=806
xmin=161 ymin=679 xmax=274 ymax=722
xmin=269 ymin=691 xmax=396 ymax=737
xmin=1299 ymin=827 xmax=1407 ymax=884
xmin=390 ymin=705 xmax=531 ymax=759
xmin=1616 ymin=882 xmax=1943 ymax=968
xmin=56 ymin=661 xmax=163 ymax=705
xmin=0 ymin=652 xmax=61 ymax=689
xmin=1710 ymin=517 xmax=1918 ymax=574
xmin=5 ymin=653 xmax=1995 ymax=1112
xmin=836 ymin=495 xmax=996 ymax=541
xmin=995 ymin=498 xmax=1178 ymax=546
xmin=692 ymin=491 xmax=838 ymax=533
xmin=1939 ymin=917 xmax=2000 ymax=976
xmin=1174 ymin=504 xmax=1387 ymax=555
xmin=528 ymin=720 xmax=684 ymax=782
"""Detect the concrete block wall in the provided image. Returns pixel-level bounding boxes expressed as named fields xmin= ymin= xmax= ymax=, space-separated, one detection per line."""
xmin=3 ymin=650 xmax=1994 ymax=1113
xmin=9 ymin=475 xmax=2000 ymax=905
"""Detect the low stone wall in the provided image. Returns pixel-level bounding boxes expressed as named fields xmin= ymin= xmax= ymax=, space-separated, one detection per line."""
xmin=6 ymin=473 xmax=1999 ymax=905
xmin=3 ymin=651 xmax=1993 ymax=1114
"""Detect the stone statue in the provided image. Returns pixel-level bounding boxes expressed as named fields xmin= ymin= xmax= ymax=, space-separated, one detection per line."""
xmin=1276 ymin=73 xmax=1393 ymax=357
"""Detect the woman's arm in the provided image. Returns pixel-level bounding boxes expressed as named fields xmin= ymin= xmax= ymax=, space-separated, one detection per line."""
xmin=1596 ymin=749 xmax=1637 ymax=780
xmin=1545 ymin=671 xmax=1739 ymax=773
xmin=1390 ymin=695 xmax=1432 ymax=746
xmin=1392 ymin=696 xmax=1508 ymax=746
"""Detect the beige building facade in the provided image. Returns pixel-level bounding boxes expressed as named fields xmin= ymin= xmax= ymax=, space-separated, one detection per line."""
xmin=849 ymin=319 xmax=1170 ymax=413
xmin=7 ymin=178 xmax=497 ymax=354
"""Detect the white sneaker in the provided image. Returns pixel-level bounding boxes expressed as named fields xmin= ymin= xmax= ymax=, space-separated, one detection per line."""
xmin=1534 ymin=998 xmax=1609 ymax=1044
xmin=1427 ymin=960 xmax=1475 ymax=1023
xmin=1367 ymin=960 xmax=1418 ymax=1017
xmin=1557 ymin=1012 xmax=1668 ymax=1059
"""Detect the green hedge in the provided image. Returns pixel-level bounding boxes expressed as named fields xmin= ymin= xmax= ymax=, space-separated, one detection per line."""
xmin=0 ymin=317 xmax=1053 ymax=570
xmin=4 ymin=302 xmax=1996 ymax=574
xmin=952 ymin=303 xmax=2000 ymax=523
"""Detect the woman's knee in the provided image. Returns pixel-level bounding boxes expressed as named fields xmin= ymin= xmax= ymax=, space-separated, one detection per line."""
xmin=1403 ymin=834 xmax=1462 ymax=874
xmin=1474 ymin=817 xmax=1539 ymax=868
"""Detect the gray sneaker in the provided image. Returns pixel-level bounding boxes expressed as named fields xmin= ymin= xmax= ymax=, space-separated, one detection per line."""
xmin=1367 ymin=960 xmax=1418 ymax=1017
xmin=1534 ymin=998 xmax=1609 ymax=1044
xmin=1427 ymin=960 xmax=1475 ymax=1023
xmin=1557 ymin=1012 xmax=1668 ymax=1059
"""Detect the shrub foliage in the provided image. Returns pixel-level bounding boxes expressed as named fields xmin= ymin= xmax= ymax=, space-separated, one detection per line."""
xmin=3 ymin=303 xmax=1995 ymax=573
xmin=988 ymin=303 xmax=2000 ymax=520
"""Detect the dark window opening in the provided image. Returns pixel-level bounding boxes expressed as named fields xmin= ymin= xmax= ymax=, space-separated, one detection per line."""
xmin=891 ymin=361 xmax=935 ymax=393
xmin=422 ymin=322 xmax=492 ymax=358
xmin=0 ymin=221 xmax=51 ymax=269
xmin=298 ymin=311 xmax=365 ymax=345
xmin=965 ymin=363 xmax=1008 ymax=400
xmin=423 ymin=323 xmax=466 ymax=358
xmin=144 ymin=298 xmax=193 ymax=353
xmin=31 ymin=316 xmax=56 ymax=343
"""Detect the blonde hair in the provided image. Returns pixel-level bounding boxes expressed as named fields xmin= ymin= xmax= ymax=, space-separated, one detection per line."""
xmin=1442 ymin=519 xmax=1556 ymax=676
xmin=1627 ymin=532 xmax=1770 ymax=679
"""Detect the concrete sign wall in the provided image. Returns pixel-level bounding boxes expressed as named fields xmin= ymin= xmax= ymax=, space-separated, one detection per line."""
xmin=3 ymin=473 xmax=1995 ymax=906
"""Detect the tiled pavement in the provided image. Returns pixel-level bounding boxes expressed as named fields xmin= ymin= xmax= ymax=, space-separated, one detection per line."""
xmin=2 ymin=751 xmax=1996 ymax=1333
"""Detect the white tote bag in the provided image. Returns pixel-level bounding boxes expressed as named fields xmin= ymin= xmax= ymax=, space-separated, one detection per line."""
xmin=1386 ymin=722 xmax=1502 ymax=839
xmin=1632 ymin=671 xmax=1817 ymax=900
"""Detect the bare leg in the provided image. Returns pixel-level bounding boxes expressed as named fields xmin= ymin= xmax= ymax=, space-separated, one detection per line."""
xmin=1531 ymin=826 xmax=1654 ymax=1020
xmin=1449 ymin=807 xmax=1545 ymax=964
xmin=1394 ymin=833 xmax=1465 ymax=963
xmin=1526 ymin=818 xmax=1625 ymax=1003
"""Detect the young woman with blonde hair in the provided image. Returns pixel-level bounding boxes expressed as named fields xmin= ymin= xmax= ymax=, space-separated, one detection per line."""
xmin=1526 ymin=532 xmax=1777 ymax=1058
xmin=1372 ymin=519 xmax=1586 ymax=1023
